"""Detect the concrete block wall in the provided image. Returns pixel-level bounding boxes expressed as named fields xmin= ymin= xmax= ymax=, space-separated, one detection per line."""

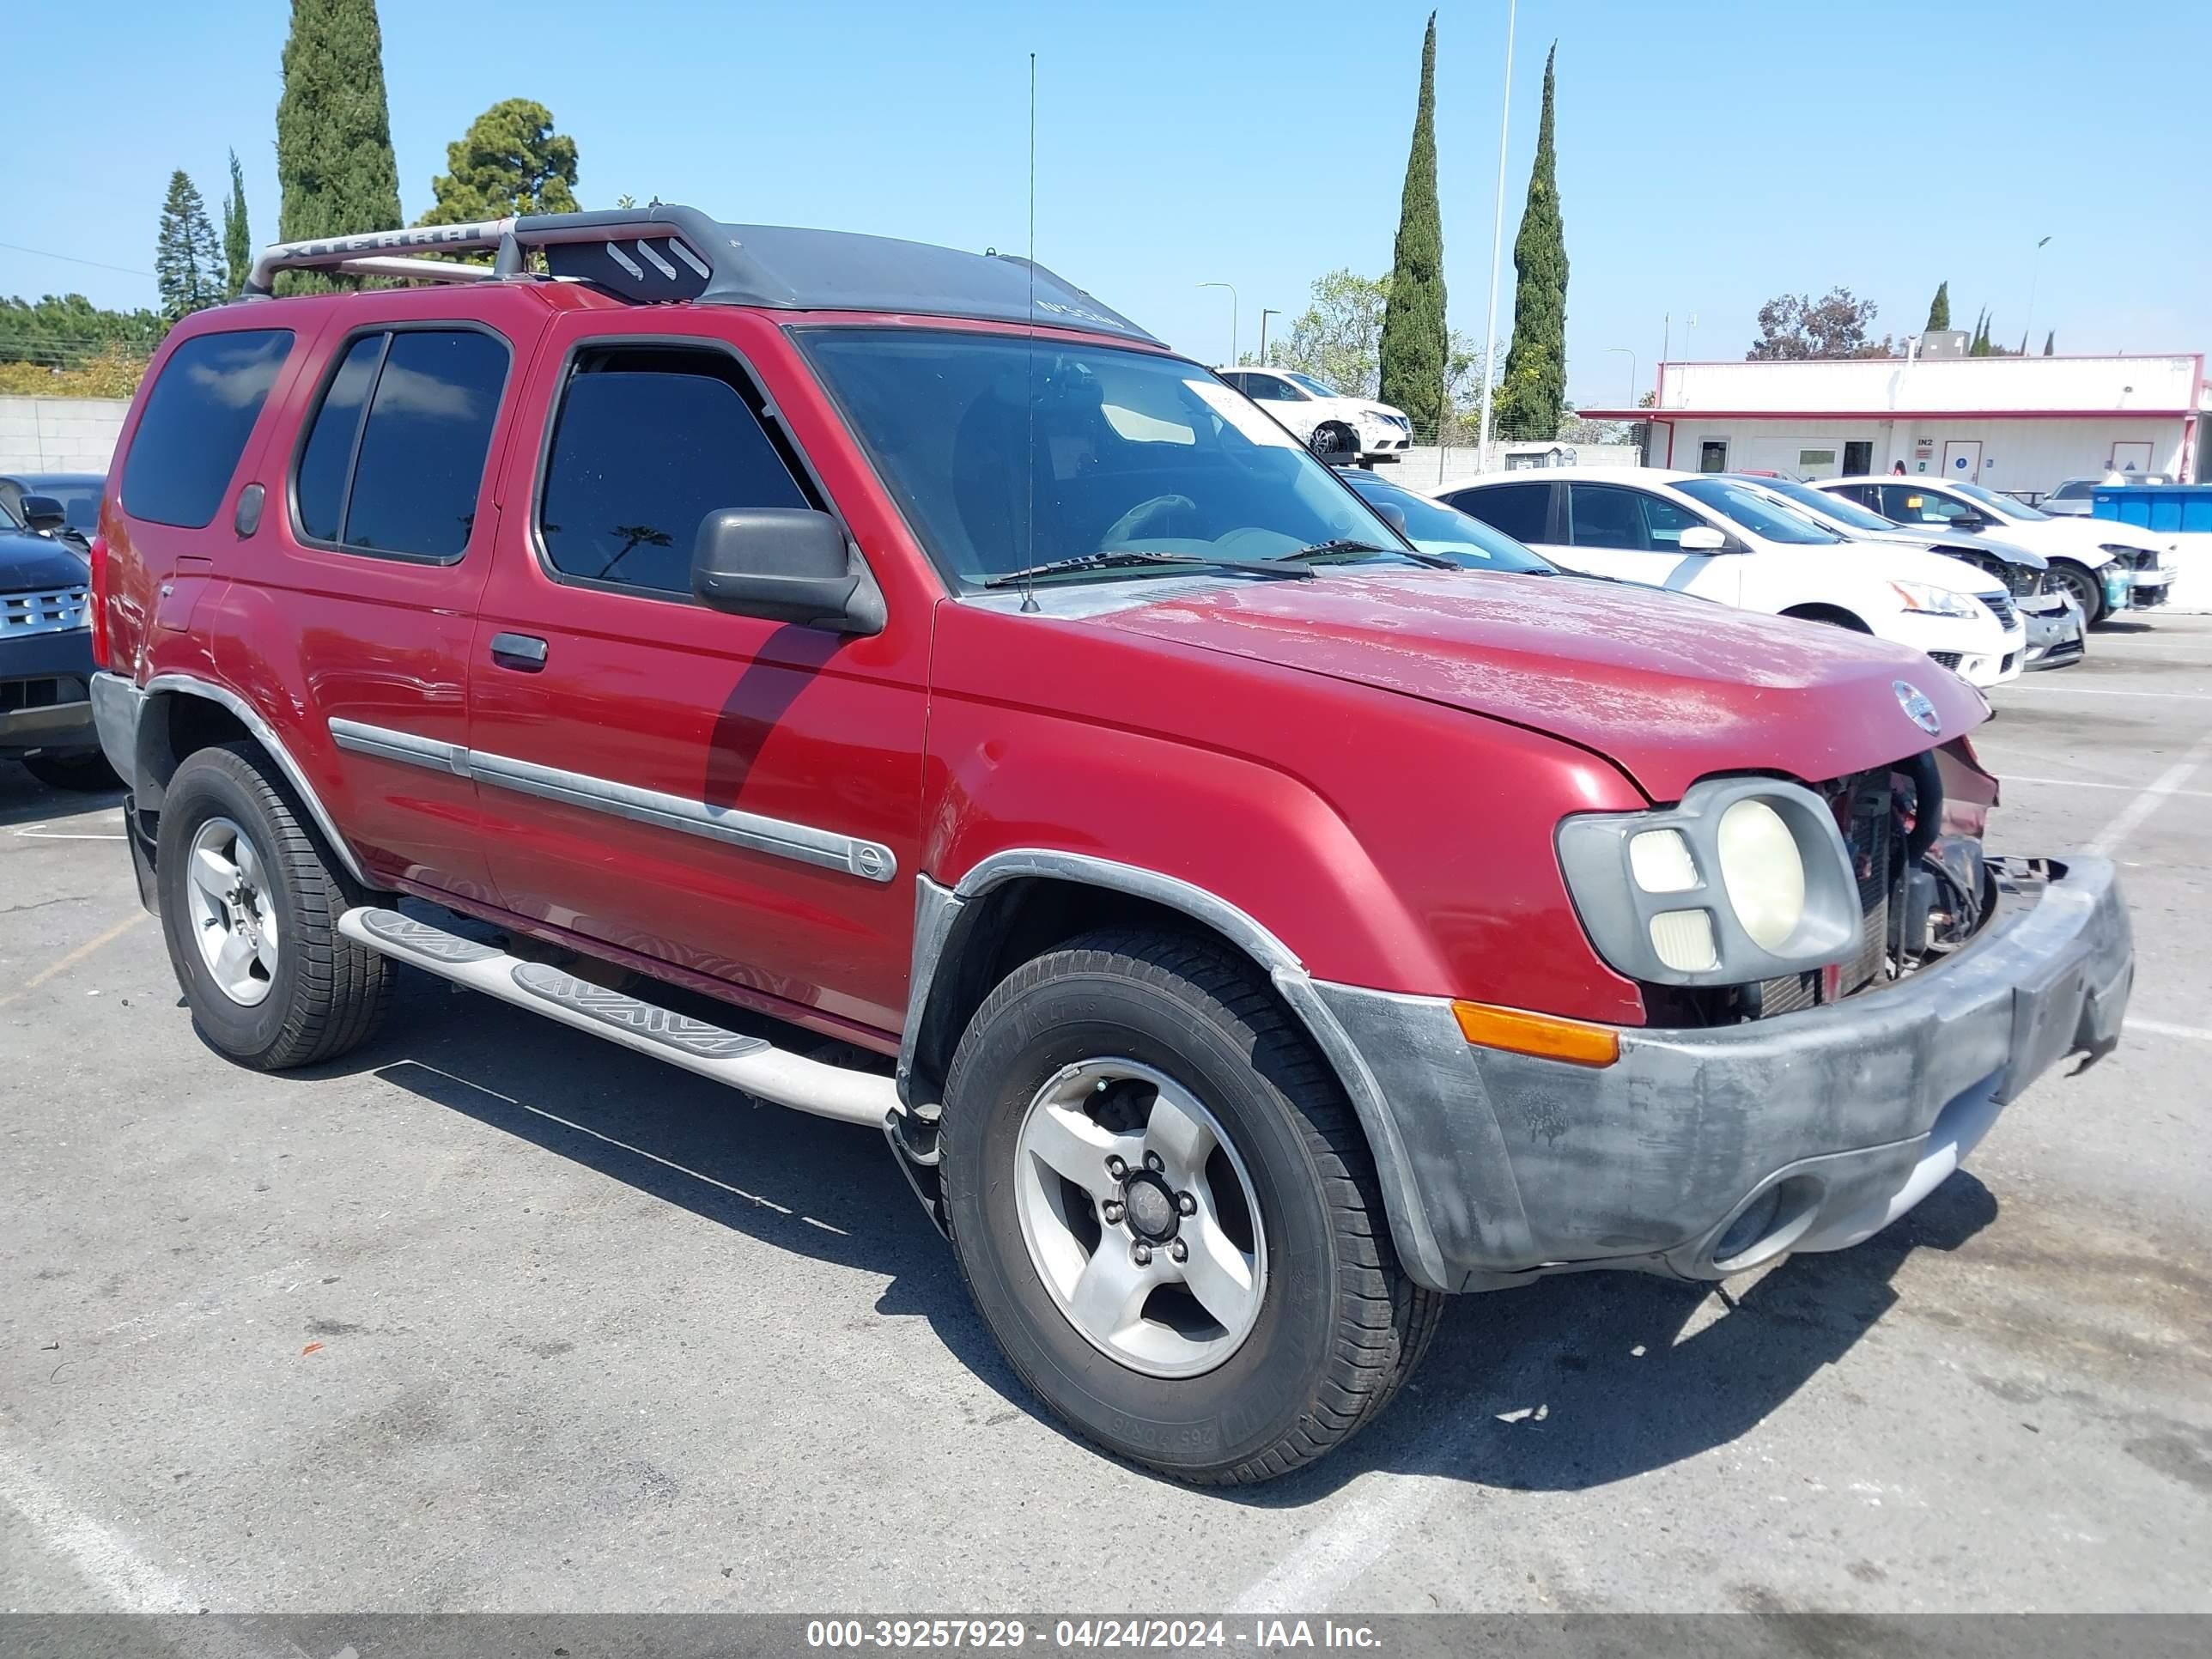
xmin=0 ymin=397 xmax=129 ymax=475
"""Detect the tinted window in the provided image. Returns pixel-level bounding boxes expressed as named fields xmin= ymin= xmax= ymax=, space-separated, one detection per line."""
xmin=1343 ymin=476 xmax=1552 ymax=572
xmin=344 ymin=332 xmax=508 ymax=557
xmin=1446 ymin=482 xmax=1549 ymax=542
xmin=2051 ymin=481 xmax=2093 ymax=500
xmin=1247 ymin=375 xmax=1304 ymax=403
xmin=1880 ymin=483 xmax=1970 ymax=525
xmin=1676 ymin=477 xmax=1841 ymax=544
xmin=539 ymin=349 xmax=809 ymax=597
xmin=122 ymin=329 xmax=292 ymax=528
xmin=295 ymin=335 xmax=383 ymax=543
xmin=293 ymin=329 xmax=507 ymax=558
xmin=1567 ymin=483 xmax=1649 ymax=550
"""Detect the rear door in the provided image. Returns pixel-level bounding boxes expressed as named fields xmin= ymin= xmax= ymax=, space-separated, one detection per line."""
xmin=214 ymin=302 xmax=533 ymax=899
xmin=465 ymin=313 xmax=928 ymax=1039
xmin=1443 ymin=481 xmax=1559 ymax=560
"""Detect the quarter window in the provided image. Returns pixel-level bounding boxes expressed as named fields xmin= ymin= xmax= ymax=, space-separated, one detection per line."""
xmin=538 ymin=346 xmax=811 ymax=598
xmin=292 ymin=328 xmax=509 ymax=559
xmin=122 ymin=329 xmax=293 ymax=529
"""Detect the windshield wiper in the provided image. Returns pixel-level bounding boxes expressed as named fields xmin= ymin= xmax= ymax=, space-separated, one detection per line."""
xmin=981 ymin=550 xmax=1314 ymax=590
xmin=1278 ymin=538 xmax=1459 ymax=570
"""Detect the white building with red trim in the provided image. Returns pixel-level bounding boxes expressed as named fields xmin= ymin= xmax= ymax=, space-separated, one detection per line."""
xmin=1580 ymin=349 xmax=2207 ymax=495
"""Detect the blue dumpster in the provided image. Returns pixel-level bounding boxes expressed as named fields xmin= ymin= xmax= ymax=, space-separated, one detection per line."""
xmin=2094 ymin=483 xmax=2211 ymax=611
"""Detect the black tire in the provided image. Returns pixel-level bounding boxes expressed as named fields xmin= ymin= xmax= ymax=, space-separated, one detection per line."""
xmin=940 ymin=927 xmax=1443 ymax=1485
xmin=1308 ymin=422 xmax=1354 ymax=459
xmin=2051 ymin=561 xmax=2106 ymax=626
xmin=155 ymin=741 xmax=392 ymax=1070
xmin=21 ymin=749 xmax=120 ymax=792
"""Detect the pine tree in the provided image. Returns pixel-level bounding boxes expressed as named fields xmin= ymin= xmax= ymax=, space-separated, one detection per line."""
xmin=155 ymin=170 xmax=224 ymax=320
xmin=2044 ymin=331 xmax=2055 ymax=356
xmin=1496 ymin=43 xmax=1568 ymax=441
xmin=221 ymin=149 xmax=252 ymax=298
xmin=418 ymin=100 xmax=580 ymax=225
xmin=1925 ymin=281 xmax=1950 ymax=332
xmin=1376 ymin=14 xmax=1446 ymax=434
xmin=275 ymin=0 xmax=403 ymax=294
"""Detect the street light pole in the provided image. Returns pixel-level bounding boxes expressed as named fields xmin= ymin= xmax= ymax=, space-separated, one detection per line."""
xmin=1199 ymin=282 xmax=1238 ymax=367
xmin=1257 ymin=308 xmax=1280 ymax=367
xmin=1604 ymin=346 xmax=1636 ymax=409
xmin=1477 ymin=0 xmax=1518 ymax=473
xmin=2022 ymin=234 xmax=2052 ymax=353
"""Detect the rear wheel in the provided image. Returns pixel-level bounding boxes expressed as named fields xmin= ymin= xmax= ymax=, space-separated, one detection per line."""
xmin=155 ymin=742 xmax=391 ymax=1069
xmin=21 ymin=749 xmax=120 ymax=792
xmin=940 ymin=927 xmax=1442 ymax=1484
xmin=2051 ymin=561 xmax=2105 ymax=626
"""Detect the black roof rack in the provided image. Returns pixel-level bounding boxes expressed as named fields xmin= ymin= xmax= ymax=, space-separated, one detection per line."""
xmin=240 ymin=204 xmax=1158 ymax=343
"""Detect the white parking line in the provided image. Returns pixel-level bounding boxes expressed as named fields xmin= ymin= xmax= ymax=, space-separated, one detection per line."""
xmin=2087 ymin=732 xmax=2212 ymax=856
xmin=1229 ymin=1469 xmax=1448 ymax=1614
xmin=0 ymin=1425 xmax=199 ymax=1611
xmin=2001 ymin=775 xmax=2212 ymax=800
xmin=2129 ymin=1018 xmax=2212 ymax=1044
xmin=2001 ymin=685 xmax=2212 ymax=700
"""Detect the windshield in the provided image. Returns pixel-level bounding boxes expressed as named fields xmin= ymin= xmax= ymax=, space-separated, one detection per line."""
xmin=1744 ymin=475 xmax=1893 ymax=532
xmin=802 ymin=330 xmax=1405 ymax=588
xmin=1674 ymin=477 xmax=1843 ymax=544
xmin=1285 ymin=373 xmax=1341 ymax=398
xmin=1346 ymin=476 xmax=1552 ymax=572
xmin=1951 ymin=479 xmax=2047 ymax=520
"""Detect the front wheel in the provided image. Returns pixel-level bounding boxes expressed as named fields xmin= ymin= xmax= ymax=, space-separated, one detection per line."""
xmin=1308 ymin=422 xmax=1355 ymax=459
xmin=2051 ymin=562 xmax=2106 ymax=626
xmin=940 ymin=928 xmax=1442 ymax=1484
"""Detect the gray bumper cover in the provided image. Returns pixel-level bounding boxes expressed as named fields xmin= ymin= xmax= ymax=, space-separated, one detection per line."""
xmin=1318 ymin=855 xmax=2132 ymax=1291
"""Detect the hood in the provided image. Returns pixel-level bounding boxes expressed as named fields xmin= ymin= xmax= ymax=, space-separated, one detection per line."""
xmin=2001 ymin=514 xmax=2167 ymax=558
xmin=0 ymin=528 xmax=90 ymax=595
xmin=1093 ymin=568 xmax=1988 ymax=802
xmin=1862 ymin=541 xmax=2011 ymax=595
xmin=1859 ymin=526 xmax=2047 ymax=572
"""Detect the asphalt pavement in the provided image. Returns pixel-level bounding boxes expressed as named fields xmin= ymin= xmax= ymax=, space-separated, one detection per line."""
xmin=3 ymin=618 xmax=2209 ymax=1618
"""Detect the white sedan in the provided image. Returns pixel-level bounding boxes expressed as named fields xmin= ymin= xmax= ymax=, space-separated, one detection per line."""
xmin=1439 ymin=466 xmax=2025 ymax=688
xmin=1214 ymin=368 xmax=1413 ymax=463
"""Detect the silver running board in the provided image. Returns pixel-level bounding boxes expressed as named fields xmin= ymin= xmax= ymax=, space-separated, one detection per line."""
xmin=338 ymin=907 xmax=900 ymax=1128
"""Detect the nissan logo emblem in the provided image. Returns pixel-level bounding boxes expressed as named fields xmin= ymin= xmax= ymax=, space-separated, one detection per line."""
xmin=1893 ymin=679 xmax=1942 ymax=736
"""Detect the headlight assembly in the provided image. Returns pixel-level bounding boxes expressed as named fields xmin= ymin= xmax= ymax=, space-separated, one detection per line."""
xmin=1556 ymin=777 xmax=1861 ymax=987
xmin=1889 ymin=580 xmax=1982 ymax=618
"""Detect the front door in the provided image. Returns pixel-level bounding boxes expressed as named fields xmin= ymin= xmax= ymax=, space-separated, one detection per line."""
xmin=466 ymin=314 xmax=928 ymax=1041
xmin=1843 ymin=440 xmax=1873 ymax=475
xmin=1942 ymin=440 xmax=1984 ymax=483
xmin=1557 ymin=481 xmax=1741 ymax=601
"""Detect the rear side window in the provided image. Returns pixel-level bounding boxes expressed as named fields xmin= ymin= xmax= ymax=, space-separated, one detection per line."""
xmin=1449 ymin=482 xmax=1549 ymax=542
xmin=293 ymin=327 xmax=510 ymax=560
xmin=122 ymin=329 xmax=293 ymax=529
xmin=537 ymin=346 xmax=811 ymax=599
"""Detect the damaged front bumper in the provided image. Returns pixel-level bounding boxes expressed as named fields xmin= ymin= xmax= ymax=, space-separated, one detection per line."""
xmin=1318 ymin=854 xmax=2132 ymax=1293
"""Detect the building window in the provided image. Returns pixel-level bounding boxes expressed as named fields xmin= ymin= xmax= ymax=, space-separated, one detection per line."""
xmin=1698 ymin=440 xmax=1729 ymax=473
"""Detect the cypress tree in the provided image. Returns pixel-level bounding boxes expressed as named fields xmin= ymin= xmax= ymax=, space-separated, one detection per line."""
xmin=221 ymin=149 xmax=252 ymax=298
xmin=1497 ymin=43 xmax=1568 ymax=441
xmin=2044 ymin=331 xmax=2055 ymax=356
xmin=1925 ymin=281 xmax=1950 ymax=332
xmin=155 ymin=170 xmax=224 ymax=320
xmin=275 ymin=0 xmax=403 ymax=293
xmin=1376 ymin=14 xmax=1446 ymax=434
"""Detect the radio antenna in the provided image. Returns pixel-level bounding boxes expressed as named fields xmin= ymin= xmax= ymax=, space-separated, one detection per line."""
xmin=1020 ymin=51 xmax=1040 ymax=614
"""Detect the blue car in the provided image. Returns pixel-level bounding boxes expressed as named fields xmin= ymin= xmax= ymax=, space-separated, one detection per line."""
xmin=0 ymin=489 xmax=114 ymax=790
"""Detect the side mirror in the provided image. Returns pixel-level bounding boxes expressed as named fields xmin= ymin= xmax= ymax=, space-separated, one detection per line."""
xmin=690 ymin=507 xmax=884 ymax=635
xmin=1678 ymin=526 xmax=1729 ymax=552
xmin=19 ymin=494 xmax=68 ymax=536
xmin=1949 ymin=513 xmax=1988 ymax=531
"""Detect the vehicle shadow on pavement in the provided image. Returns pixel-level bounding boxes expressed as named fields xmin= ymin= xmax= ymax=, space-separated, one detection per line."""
xmin=1238 ymin=1173 xmax=2002 ymax=1504
xmin=322 ymin=974 xmax=1043 ymax=1421
xmin=0 ymin=775 xmax=125 ymax=830
xmin=270 ymin=970 xmax=2001 ymax=1505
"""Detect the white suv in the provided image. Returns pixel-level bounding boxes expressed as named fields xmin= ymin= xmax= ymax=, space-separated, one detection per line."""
xmin=1215 ymin=368 xmax=1413 ymax=463
xmin=1441 ymin=467 xmax=2025 ymax=687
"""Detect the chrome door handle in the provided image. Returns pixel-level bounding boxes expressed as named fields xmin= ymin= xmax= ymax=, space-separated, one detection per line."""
xmin=489 ymin=633 xmax=548 ymax=672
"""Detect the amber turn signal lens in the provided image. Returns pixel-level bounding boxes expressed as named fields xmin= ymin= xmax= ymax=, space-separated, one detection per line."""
xmin=1451 ymin=1000 xmax=1620 ymax=1068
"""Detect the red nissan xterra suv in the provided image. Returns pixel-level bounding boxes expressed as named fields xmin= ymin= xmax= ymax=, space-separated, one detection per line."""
xmin=85 ymin=206 xmax=2134 ymax=1484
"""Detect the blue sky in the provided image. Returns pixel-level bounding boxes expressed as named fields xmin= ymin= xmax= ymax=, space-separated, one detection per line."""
xmin=8 ymin=0 xmax=2207 ymax=407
